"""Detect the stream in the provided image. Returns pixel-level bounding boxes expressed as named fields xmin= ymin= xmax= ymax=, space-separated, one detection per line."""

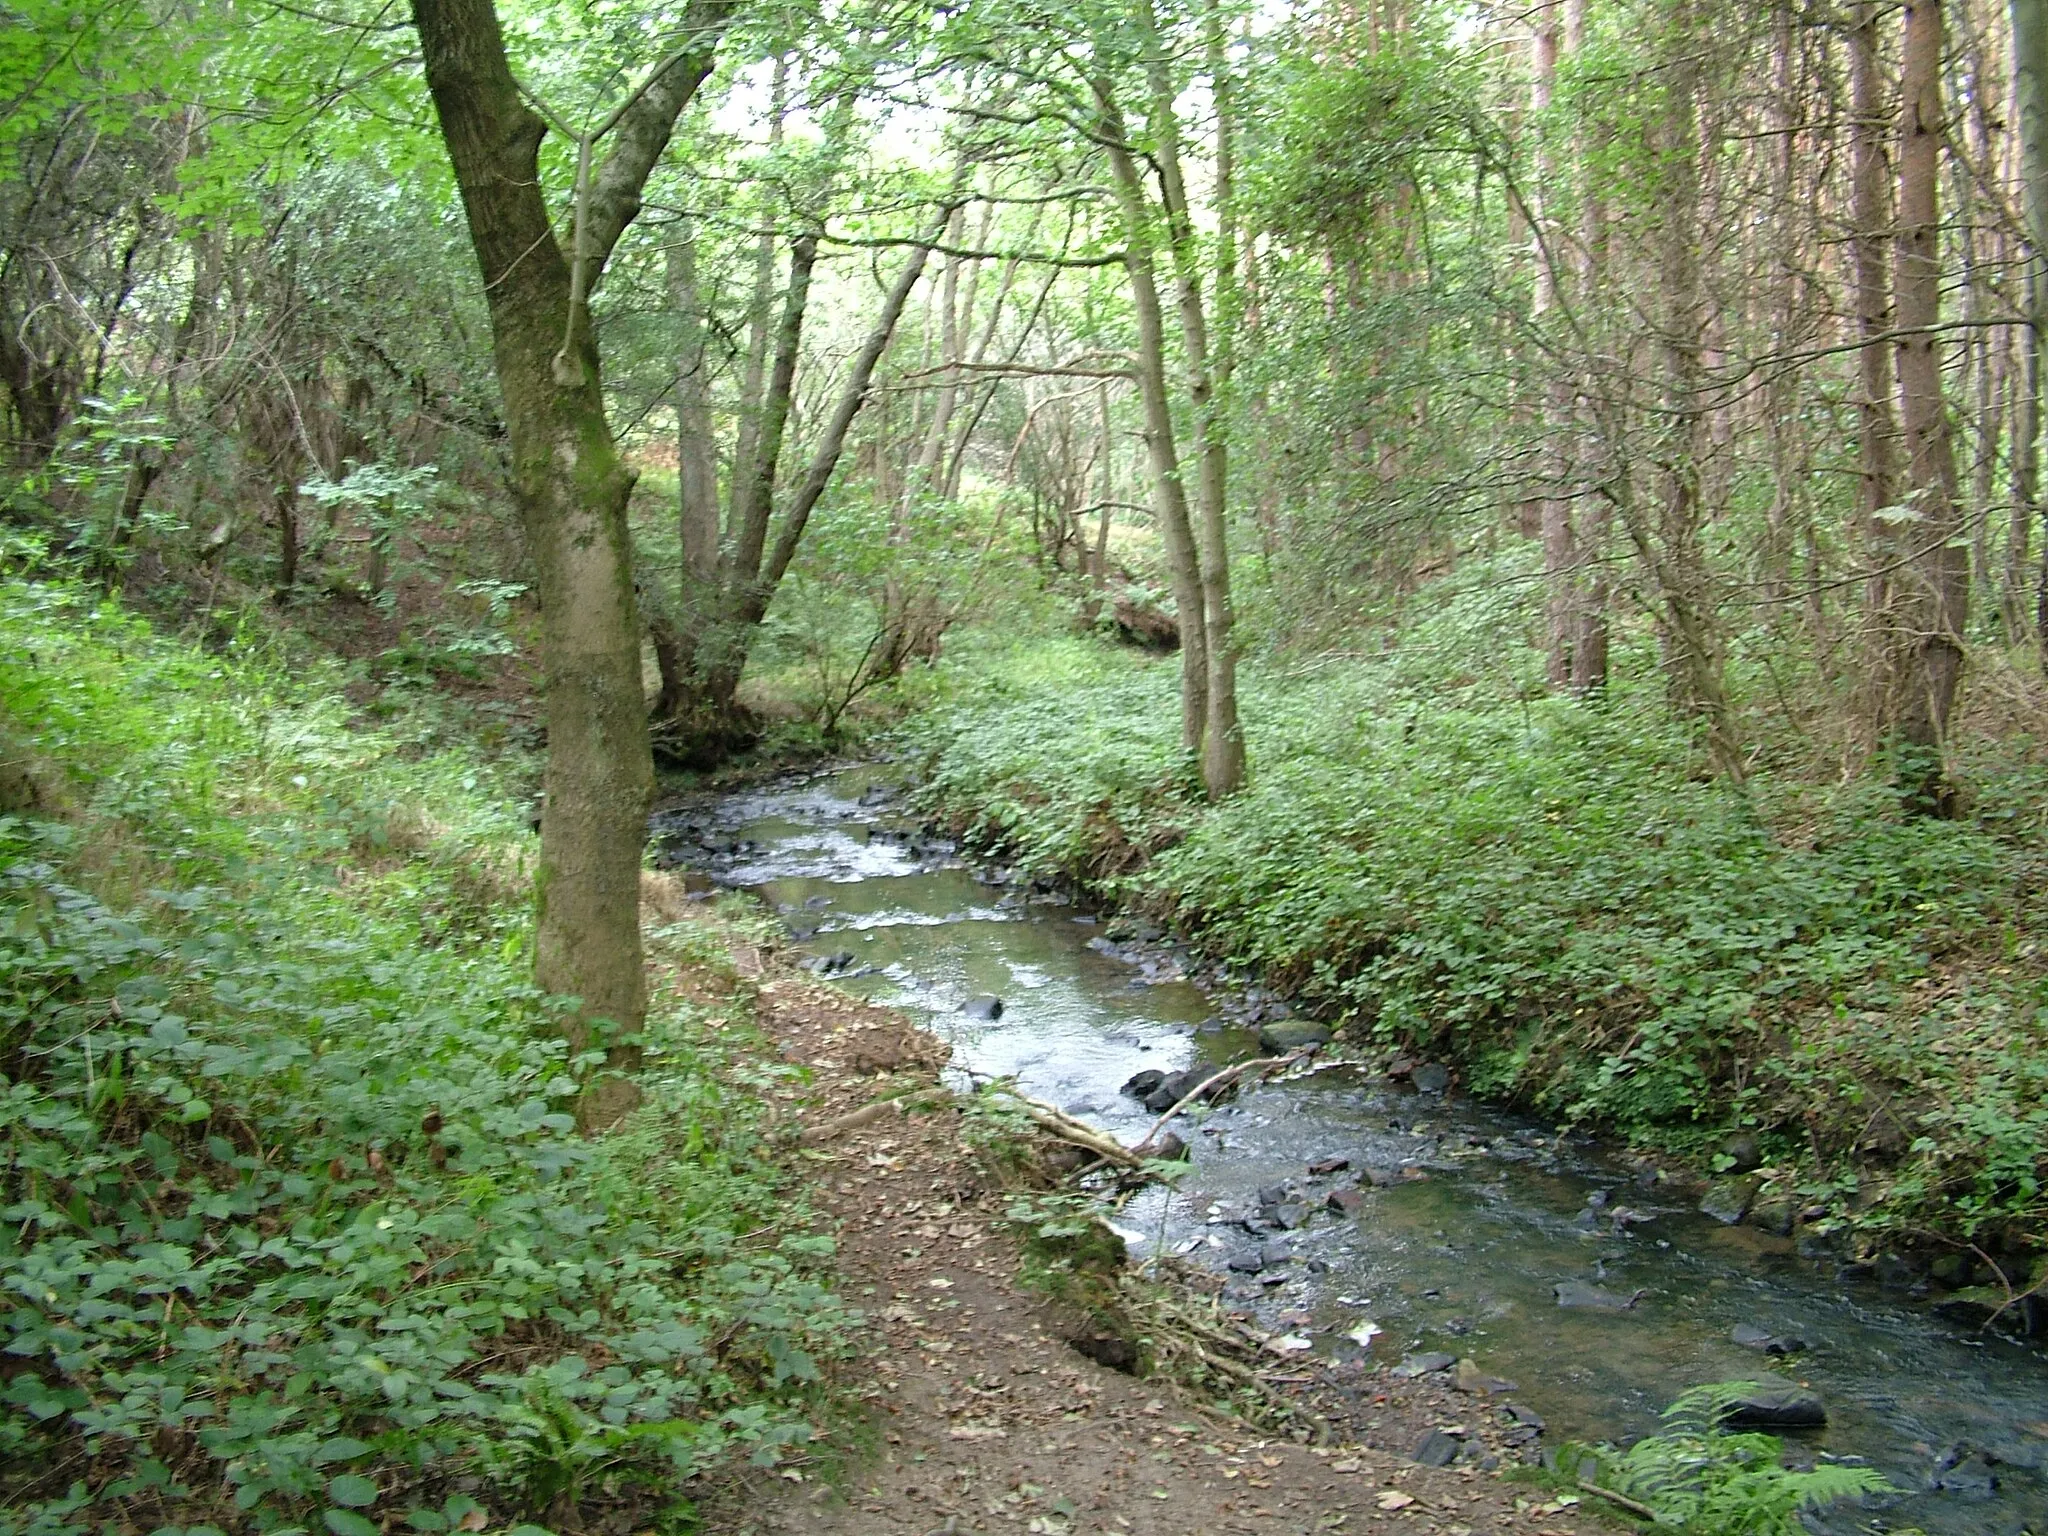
xmin=651 ymin=766 xmax=2048 ymax=1536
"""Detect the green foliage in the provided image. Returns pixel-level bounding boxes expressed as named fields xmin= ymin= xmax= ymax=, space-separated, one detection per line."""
xmin=911 ymin=574 xmax=2048 ymax=1247
xmin=1562 ymin=1384 xmax=1890 ymax=1536
xmin=0 ymin=577 xmax=840 ymax=1532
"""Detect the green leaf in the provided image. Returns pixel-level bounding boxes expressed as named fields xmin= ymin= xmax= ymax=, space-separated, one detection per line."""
xmin=311 ymin=1438 xmax=374 ymax=1466
xmin=327 ymin=1474 xmax=379 ymax=1508
xmin=324 ymin=1510 xmax=378 ymax=1536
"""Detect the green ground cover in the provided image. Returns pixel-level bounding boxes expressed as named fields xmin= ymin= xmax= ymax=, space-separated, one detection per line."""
xmin=0 ymin=578 xmax=838 ymax=1535
xmin=911 ymin=582 xmax=2048 ymax=1260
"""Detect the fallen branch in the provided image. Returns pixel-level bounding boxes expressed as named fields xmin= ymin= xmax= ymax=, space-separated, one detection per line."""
xmin=1577 ymin=1482 xmax=1660 ymax=1520
xmin=1133 ymin=1050 xmax=1312 ymax=1152
xmin=799 ymin=1093 xmax=910 ymax=1144
xmin=1011 ymin=1094 xmax=1149 ymax=1170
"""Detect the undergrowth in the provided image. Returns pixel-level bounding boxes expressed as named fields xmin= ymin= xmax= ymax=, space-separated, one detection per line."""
xmin=0 ymin=578 xmax=840 ymax=1534
xmin=909 ymin=572 xmax=2048 ymax=1257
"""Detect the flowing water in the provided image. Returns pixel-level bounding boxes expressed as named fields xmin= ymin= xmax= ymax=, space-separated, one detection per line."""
xmin=652 ymin=767 xmax=2048 ymax=1536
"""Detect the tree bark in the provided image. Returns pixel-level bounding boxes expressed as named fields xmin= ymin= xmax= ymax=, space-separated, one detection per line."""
xmin=2014 ymin=0 xmax=2048 ymax=645
xmin=1892 ymin=0 xmax=1970 ymax=799
xmin=670 ymin=225 xmax=719 ymax=583
xmin=1651 ymin=0 xmax=1745 ymax=780
xmin=1531 ymin=0 xmax=1576 ymax=689
xmin=1849 ymin=0 xmax=1904 ymax=629
xmin=411 ymin=0 xmax=727 ymax=1123
xmin=1094 ymin=78 xmax=1210 ymax=761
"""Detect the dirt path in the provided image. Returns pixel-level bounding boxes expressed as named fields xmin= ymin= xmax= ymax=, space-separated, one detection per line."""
xmin=677 ymin=935 xmax=1598 ymax=1536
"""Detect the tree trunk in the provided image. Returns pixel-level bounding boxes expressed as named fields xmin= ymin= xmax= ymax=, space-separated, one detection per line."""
xmin=1094 ymin=79 xmax=1210 ymax=761
xmin=1531 ymin=0 xmax=1576 ymax=689
xmin=1193 ymin=0 xmax=1246 ymax=796
xmin=728 ymin=55 xmax=786 ymax=551
xmin=1849 ymin=0 xmax=1904 ymax=643
xmin=1652 ymin=0 xmax=1745 ymax=780
xmin=653 ymin=206 xmax=951 ymax=762
xmin=670 ymin=226 xmax=720 ymax=583
xmin=1892 ymin=0 xmax=1970 ymax=801
xmin=1566 ymin=0 xmax=1609 ymax=692
xmin=412 ymin=0 xmax=725 ymax=1123
xmin=2014 ymin=0 xmax=2048 ymax=645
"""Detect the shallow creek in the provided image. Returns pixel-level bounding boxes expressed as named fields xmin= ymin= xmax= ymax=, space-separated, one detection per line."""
xmin=652 ymin=767 xmax=2048 ymax=1536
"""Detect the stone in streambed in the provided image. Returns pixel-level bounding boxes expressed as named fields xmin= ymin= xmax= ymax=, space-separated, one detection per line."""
xmin=1718 ymin=1375 xmax=1826 ymax=1429
xmin=1411 ymin=1062 xmax=1451 ymax=1094
xmin=1748 ymin=1193 xmax=1799 ymax=1237
xmin=1390 ymin=1351 xmax=1457 ymax=1378
xmin=1259 ymin=1020 xmax=1331 ymax=1054
xmin=1142 ymin=1069 xmax=1208 ymax=1113
xmin=1732 ymin=1322 xmax=1807 ymax=1356
xmin=1720 ymin=1131 xmax=1764 ymax=1173
xmin=961 ymin=994 xmax=1005 ymax=1020
xmin=1700 ymin=1175 xmax=1761 ymax=1225
xmin=1150 ymin=1131 xmax=1190 ymax=1162
xmin=1454 ymin=1357 xmax=1517 ymax=1394
xmin=1227 ymin=1249 xmax=1265 ymax=1274
xmin=1120 ymin=1069 xmax=1167 ymax=1100
xmin=1930 ymin=1446 xmax=2001 ymax=1498
xmin=1412 ymin=1429 xmax=1462 ymax=1467
xmin=1327 ymin=1187 xmax=1367 ymax=1217
xmin=1554 ymin=1280 xmax=1644 ymax=1310
xmin=1930 ymin=1285 xmax=2009 ymax=1324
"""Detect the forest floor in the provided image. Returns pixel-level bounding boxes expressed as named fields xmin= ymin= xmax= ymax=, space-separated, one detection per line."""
xmin=656 ymin=889 xmax=1592 ymax=1536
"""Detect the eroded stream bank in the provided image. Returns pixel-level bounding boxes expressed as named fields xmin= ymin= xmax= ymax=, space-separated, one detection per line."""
xmin=653 ymin=766 xmax=2048 ymax=1536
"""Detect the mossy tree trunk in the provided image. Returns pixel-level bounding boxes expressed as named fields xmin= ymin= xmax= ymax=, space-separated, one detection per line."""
xmin=411 ymin=0 xmax=729 ymax=1123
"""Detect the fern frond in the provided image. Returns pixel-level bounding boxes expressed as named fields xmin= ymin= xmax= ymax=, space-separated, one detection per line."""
xmin=1580 ymin=1383 xmax=1893 ymax=1536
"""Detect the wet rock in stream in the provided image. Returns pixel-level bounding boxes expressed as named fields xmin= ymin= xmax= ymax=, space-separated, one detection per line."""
xmin=1700 ymin=1175 xmax=1762 ymax=1225
xmin=1258 ymin=1019 xmax=1331 ymax=1053
xmin=1718 ymin=1375 xmax=1827 ymax=1429
xmin=1140 ymin=1068 xmax=1209 ymax=1113
xmin=1930 ymin=1448 xmax=2002 ymax=1499
xmin=961 ymin=994 xmax=1005 ymax=1020
xmin=1453 ymin=1358 xmax=1517 ymax=1394
xmin=1390 ymin=1351 xmax=1458 ymax=1378
xmin=1732 ymin=1322 xmax=1808 ymax=1355
xmin=1554 ymin=1280 xmax=1645 ymax=1310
